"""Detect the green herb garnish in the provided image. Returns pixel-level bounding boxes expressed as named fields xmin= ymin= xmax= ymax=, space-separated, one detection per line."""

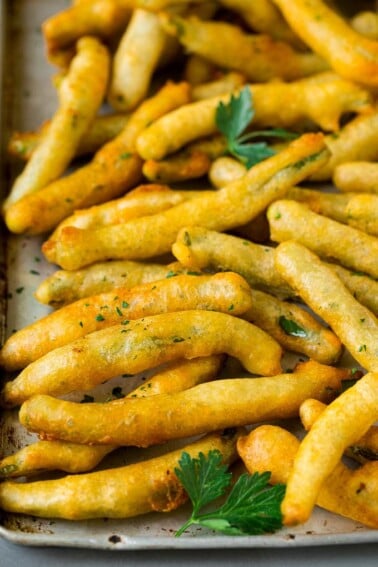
xmin=278 ymin=316 xmax=308 ymax=338
xmin=174 ymin=450 xmax=285 ymax=537
xmin=216 ymin=86 xmax=297 ymax=168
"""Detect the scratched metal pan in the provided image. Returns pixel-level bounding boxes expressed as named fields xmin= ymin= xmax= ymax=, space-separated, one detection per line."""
xmin=0 ymin=0 xmax=377 ymax=549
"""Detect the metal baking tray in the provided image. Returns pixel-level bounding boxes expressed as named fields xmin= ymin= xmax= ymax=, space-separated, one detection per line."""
xmin=0 ymin=0 xmax=377 ymax=549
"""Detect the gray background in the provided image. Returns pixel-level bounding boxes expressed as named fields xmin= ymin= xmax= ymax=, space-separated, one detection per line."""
xmin=1 ymin=538 xmax=378 ymax=566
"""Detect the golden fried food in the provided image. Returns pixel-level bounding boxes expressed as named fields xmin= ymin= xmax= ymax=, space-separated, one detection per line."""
xmin=18 ymin=361 xmax=348 ymax=446
xmin=282 ymin=372 xmax=378 ymax=525
xmin=136 ymin=74 xmax=371 ymax=161
xmin=268 ymin=200 xmax=378 ymax=279
xmin=108 ymin=9 xmax=177 ymax=111
xmin=49 ymin=185 xmax=213 ymax=240
xmin=43 ymin=133 xmax=329 ymax=269
xmin=3 ymin=37 xmax=110 ymax=211
xmin=160 ymin=14 xmax=328 ymax=82
xmin=42 ymin=0 xmax=133 ymax=59
xmin=2 ymin=310 xmax=282 ymax=406
xmin=173 ymin=226 xmax=293 ymax=298
xmin=271 ymin=0 xmax=378 ymax=87
xmin=310 ymin=110 xmax=378 ymax=181
xmin=209 ymin=156 xmax=246 ymax=188
xmin=7 ymin=113 xmax=130 ymax=161
xmin=237 ymin=424 xmax=378 ymax=528
xmin=324 ymin=263 xmax=378 ymax=317
xmin=299 ymin=399 xmax=378 ymax=464
xmin=218 ymin=0 xmax=305 ymax=49
xmin=0 ymin=272 xmax=253 ymax=370
xmin=0 ymin=430 xmax=242 ymax=520
xmin=333 ymin=162 xmax=378 ymax=194
xmin=34 ymin=261 xmax=190 ymax=308
xmin=142 ymin=152 xmax=212 ymax=184
xmin=5 ymin=81 xmax=190 ymax=235
xmin=244 ymin=289 xmax=342 ymax=364
xmin=350 ymin=11 xmax=378 ymax=40
xmin=287 ymin=187 xmax=378 ymax=236
xmin=0 ymin=355 xmax=222 ymax=478
xmin=274 ymin=241 xmax=378 ymax=371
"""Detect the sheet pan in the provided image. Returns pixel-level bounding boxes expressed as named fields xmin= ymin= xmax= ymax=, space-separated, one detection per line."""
xmin=0 ymin=0 xmax=377 ymax=549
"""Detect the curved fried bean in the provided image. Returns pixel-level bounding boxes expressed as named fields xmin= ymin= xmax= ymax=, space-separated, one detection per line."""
xmin=4 ymin=81 xmax=191 ymax=235
xmin=160 ymin=14 xmax=328 ymax=82
xmin=287 ymin=187 xmax=378 ymax=236
xmin=0 ymin=272 xmax=253 ymax=370
xmin=43 ymin=134 xmax=329 ymax=269
xmin=271 ymin=0 xmax=378 ymax=87
xmin=173 ymin=226 xmax=294 ymax=298
xmin=18 ymin=362 xmax=347 ymax=446
xmin=244 ymin=289 xmax=342 ymax=364
xmin=34 ymin=261 xmax=193 ymax=308
xmin=282 ymin=372 xmax=378 ymax=525
xmin=218 ymin=0 xmax=305 ymax=49
xmin=7 ymin=114 xmax=130 ymax=161
xmin=42 ymin=0 xmax=133 ymax=53
xmin=3 ymin=37 xmax=110 ymax=210
xmin=0 ymin=442 xmax=115 ymax=479
xmin=274 ymin=241 xmax=378 ymax=371
xmin=268 ymin=200 xmax=378 ymax=279
xmin=49 ymin=185 xmax=213 ymax=240
xmin=0 ymin=355 xmax=222 ymax=478
xmin=311 ymin=110 xmax=378 ymax=182
xmin=136 ymin=74 xmax=371 ymax=161
xmin=0 ymin=430 xmax=242 ymax=520
xmin=237 ymin=424 xmax=378 ymax=528
xmin=300 ymin=399 xmax=378 ymax=464
xmin=324 ymin=263 xmax=378 ymax=318
xmin=108 ymin=9 xmax=178 ymax=111
xmin=2 ymin=310 xmax=282 ymax=406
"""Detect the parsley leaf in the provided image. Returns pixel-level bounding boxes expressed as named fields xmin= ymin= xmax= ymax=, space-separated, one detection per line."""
xmin=216 ymin=86 xmax=297 ymax=169
xmin=278 ymin=316 xmax=308 ymax=338
xmin=174 ymin=450 xmax=285 ymax=537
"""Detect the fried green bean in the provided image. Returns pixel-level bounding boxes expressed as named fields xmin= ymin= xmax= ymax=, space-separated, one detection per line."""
xmin=43 ymin=133 xmax=329 ymax=269
xmin=0 ymin=430 xmax=242 ymax=520
xmin=1 ymin=272 xmax=253 ymax=370
xmin=274 ymin=241 xmax=378 ymax=372
xmin=268 ymin=199 xmax=378 ymax=279
xmin=2 ymin=310 xmax=282 ymax=407
xmin=19 ymin=362 xmax=349 ymax=446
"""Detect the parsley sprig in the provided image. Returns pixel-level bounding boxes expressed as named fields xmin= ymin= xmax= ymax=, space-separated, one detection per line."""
xmin=174 ymin=449 xmax=285 ymax=537
xmin=216 ymin=86 xmax=297 ymax=168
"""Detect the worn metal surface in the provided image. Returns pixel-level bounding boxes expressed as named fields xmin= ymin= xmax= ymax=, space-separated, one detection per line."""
xmin=0 ymin=0 xmax=377 ymax=550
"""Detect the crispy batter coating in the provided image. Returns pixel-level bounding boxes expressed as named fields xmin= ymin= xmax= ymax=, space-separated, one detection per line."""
xmin=268 ymin=200 xmax=378 ymax=279
xmin=274 ymin=241 xmax=378 ymax=371
xmin=136 ymin=74 xmax=371 ymax=161
xmin=43 ymin=134 xmax=329 ymax=269
xmin=271 ymin=0 xmax=378 ymax=87
xmin=3 ymin=37 xmax=110 ymax=211
xmin=300 ymin=399 xmax=378 ymax=464
xmin=0 ymin=272 xmax=253 ymax=370
xmin=7 ymin=113 xmax=129 ymax=161
xmin=237 ymin=425 xmax=378 ymax=528
xmin=5 ymin=81 xmax=191 ymax=235
xmin=333 ymin=162 xmax=378 ymax=194
xmin=282 ymin=372 xmax=378 ymax=525
xmin=160 ymin=14 xmax=328 ymax=82
xmin=18 ymin=362 xmax=348 ymax=446
xmin=2 ymin=310 xmax=282 ymax=406
xmin=0 ymin=356 xmax=222 ymax=478
xmin=0 ymin=430 xmax=242 ymax=520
